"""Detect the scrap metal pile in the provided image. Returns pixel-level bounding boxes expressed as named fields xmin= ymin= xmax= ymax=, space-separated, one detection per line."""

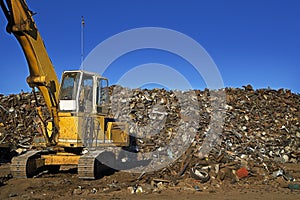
xmin=109 ymin=85 xmax=300 ymax=189
xmin=0 ymin=92 xmax=48 ymax=161
xmin=0 ymin=85 xmax=299 ymax=188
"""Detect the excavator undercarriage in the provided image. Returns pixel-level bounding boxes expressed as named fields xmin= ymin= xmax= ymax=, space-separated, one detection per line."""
xmin=10 ymin=149 xmax=115 ymax=179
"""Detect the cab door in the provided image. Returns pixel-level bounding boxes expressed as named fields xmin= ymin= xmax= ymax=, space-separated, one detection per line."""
xmin=96 ymin=78 xmax=109 ymax=114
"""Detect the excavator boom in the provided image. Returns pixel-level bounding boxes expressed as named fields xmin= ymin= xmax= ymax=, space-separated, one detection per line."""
xmin=1 ymin=0 xmax=60 ymax=142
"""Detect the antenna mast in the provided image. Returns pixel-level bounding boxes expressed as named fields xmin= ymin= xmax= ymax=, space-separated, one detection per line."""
xmin=81 ymin=16 xmax=85 ymax=69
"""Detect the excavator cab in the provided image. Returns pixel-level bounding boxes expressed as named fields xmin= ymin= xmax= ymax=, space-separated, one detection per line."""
xmin=59 ymin=70 xmax=109 ymax=115
xmin=57 ymin=70 xmax=129 ymax=148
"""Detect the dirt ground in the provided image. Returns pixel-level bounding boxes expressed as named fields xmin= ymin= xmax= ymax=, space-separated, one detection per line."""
xmin=0 ymin=163 xmax=299 ymax=200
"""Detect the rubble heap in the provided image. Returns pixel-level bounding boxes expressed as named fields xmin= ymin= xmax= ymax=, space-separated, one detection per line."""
xmin=0 ymin=92 xmax=48 ymax=161
xmin=109 ymin=85 xmax=299 ymax=184
xmin=0 ymin=85 xmax=299 ymax=185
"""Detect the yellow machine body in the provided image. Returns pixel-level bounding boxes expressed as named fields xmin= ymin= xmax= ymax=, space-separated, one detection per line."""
xmin=58 ymin=113 xmax=129 ymax=148
xmin=1 ymin=0 xmax=130 ymax=177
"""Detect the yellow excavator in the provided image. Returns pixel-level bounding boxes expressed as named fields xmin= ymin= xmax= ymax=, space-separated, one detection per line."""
xmin=0 ymin=0 xmax=129 ymax=179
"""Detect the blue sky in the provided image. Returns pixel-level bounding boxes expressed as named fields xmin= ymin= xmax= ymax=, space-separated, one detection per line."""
xmin=0 ymin=0 xmax=299 ymax=94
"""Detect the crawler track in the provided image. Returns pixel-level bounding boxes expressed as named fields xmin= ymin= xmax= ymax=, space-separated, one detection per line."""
xmin=10 ymin=150 xmax=41 ymax=178
xmin=78 ymin=150 xmax=106 ymax=179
